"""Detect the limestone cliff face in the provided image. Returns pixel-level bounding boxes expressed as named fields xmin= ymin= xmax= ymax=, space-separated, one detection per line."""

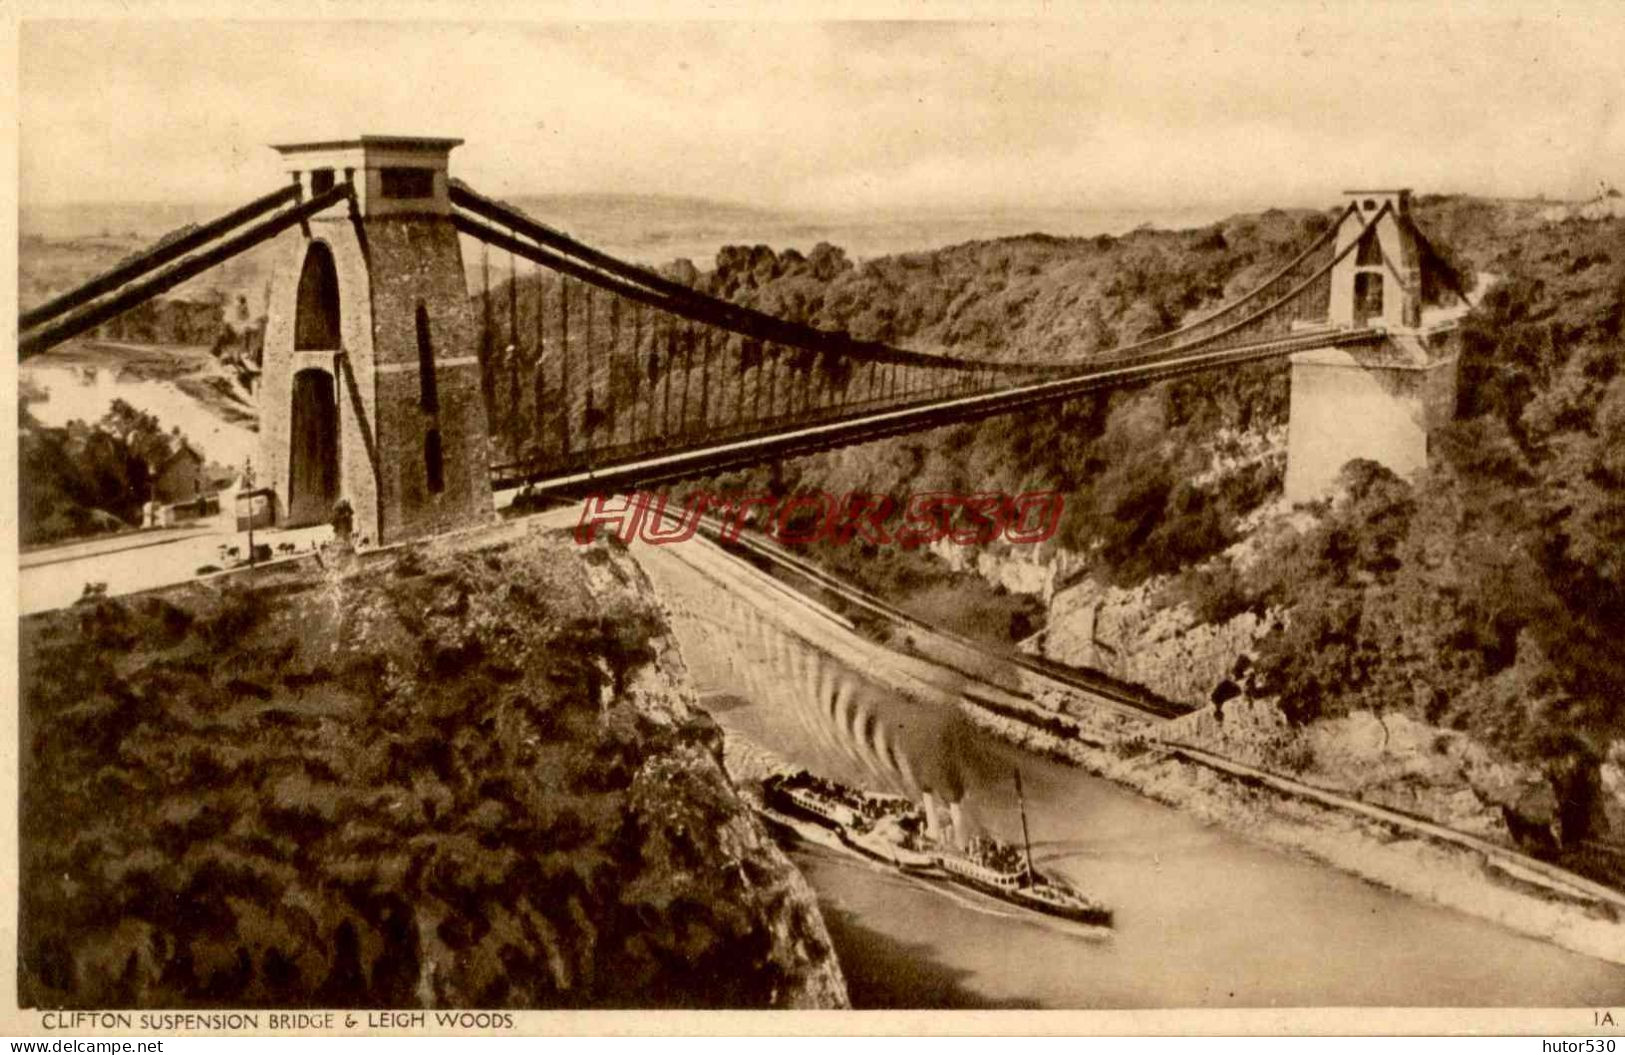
xmin=1035 ymin=567 xmax=1566 ymax=847
xmin=1040 ymin=575 xmax=1264 ymax=707
xmin=19 ymin=525 xmax=847 ymax=1010
xmin=926 ymin=536 xmax=1086 ymax=606
xmin=1157 ymin=696 xmax=1553 ymax=845
xmin=1031 ymin=519 xmax=1571 ymax=851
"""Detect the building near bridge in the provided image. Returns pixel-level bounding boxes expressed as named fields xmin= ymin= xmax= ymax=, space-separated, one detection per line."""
xmin=151 ymin=441 xmax=208 ymax=504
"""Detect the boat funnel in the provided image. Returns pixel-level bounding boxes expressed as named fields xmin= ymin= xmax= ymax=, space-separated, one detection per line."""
xmin=923 ymin=790 xmax=943 ymax=842
xmin=949 ymin=800 xmax=968 ymax=851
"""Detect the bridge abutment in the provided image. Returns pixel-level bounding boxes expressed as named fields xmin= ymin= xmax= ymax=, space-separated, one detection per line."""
xmin=1283 ymin=189 xmax=1463 ymax=503
xmin=1284 ymin=343 xmax=1457 ymax=502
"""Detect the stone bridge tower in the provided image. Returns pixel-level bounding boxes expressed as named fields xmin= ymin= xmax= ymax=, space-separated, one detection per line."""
xmin=1284 ymin=189 xmax=1464 ymax=502
xmin=258 ymin=135 xmax=493 ymax=544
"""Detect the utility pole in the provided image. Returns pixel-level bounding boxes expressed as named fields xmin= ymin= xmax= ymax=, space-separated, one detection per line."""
xmin=241 ymin=458 xmax=257 ymax=568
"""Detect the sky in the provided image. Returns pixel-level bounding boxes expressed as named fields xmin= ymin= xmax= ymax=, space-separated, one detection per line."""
xmin=16 ymin=5 xmax=1625 ymax=214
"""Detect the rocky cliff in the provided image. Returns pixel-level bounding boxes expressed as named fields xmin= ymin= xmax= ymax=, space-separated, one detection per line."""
xmin=18 ymin=525 xmax=847 ymax=1009
xmin=1034 ymin=511 xmax=1599 ymax=853
xmin=1040 ymin=573 xmax=1266 ymax=706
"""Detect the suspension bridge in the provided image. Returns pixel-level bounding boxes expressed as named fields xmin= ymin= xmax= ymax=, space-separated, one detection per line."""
xmin=17 ymin=135 xmax=1467 ymax=546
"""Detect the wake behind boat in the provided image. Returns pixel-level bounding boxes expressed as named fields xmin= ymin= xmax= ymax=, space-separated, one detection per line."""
xmin=757 ymin=768 xmax=1113 ymax=930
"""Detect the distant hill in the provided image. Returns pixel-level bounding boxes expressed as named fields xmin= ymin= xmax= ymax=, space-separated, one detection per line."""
xmin=21 ymin=192 xmax=1230 ymax=321
xmin=495 ymin=192 xmax=1223 ymax=271
xmin=20 ymin=200 xmax=236 ymax=242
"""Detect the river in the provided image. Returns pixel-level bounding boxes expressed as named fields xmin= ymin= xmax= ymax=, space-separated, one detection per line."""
xmin=636 ymin=534 xmax=1625 ymax=1009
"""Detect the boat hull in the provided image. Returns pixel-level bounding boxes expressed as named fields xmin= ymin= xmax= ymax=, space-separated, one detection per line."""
xmin=760 ymin=804 xmax=942 ymax=875
xmin=935 ymin=868 xmax=1114 ymax=928
xmin=758 ymin=800 xmax=1111 ymax=930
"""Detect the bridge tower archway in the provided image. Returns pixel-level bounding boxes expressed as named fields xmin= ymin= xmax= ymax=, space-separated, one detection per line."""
xmin=1352 ymin=271 xmax=1384 ymax=327
xmin=1329 ymin=191 xmax=1424 ymax=330
xmin=294 ymin=241 xmax=342 ymax=350
xmin=286 ymin=366 xmax=340 ymax=525
xmin=257 ymin=136 xmax=493 ymax=545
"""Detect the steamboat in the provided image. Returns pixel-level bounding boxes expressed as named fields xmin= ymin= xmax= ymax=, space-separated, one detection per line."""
xmin=758 ymin=768 xmax=1112 ymax=929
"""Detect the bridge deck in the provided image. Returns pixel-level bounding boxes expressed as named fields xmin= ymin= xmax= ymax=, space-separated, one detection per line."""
xmin=499 ymin=325 xmax=1381 ymax=494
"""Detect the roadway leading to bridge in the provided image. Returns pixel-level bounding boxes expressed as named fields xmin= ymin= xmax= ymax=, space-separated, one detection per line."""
xmin=18 ymin=519 xmax=333 ymax=616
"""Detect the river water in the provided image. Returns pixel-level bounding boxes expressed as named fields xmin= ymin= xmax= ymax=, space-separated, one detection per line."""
xmin=637 ymin=538 xmax=1625 ymax=1009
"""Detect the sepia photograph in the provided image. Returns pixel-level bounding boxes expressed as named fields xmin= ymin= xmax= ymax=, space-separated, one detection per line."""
xmin=7 ymin=2 xmax=1625 ymax=1037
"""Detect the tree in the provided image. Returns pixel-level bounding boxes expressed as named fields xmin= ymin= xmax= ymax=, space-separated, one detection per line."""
xmin=97 ymin=399 xmax=177 ymax=470
xmin=18 ymin=400 xmax=199 ymax=546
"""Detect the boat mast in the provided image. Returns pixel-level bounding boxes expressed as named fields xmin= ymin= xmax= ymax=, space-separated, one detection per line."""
xmin=1014 ymin=768 xmax=1034 ymax=888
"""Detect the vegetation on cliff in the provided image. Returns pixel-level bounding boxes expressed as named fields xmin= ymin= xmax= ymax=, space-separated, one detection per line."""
xmin=1169 ymin=212 xmax=1625 ymax=853
xmin=19 ymin=529 xmax=847 ymax=1009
